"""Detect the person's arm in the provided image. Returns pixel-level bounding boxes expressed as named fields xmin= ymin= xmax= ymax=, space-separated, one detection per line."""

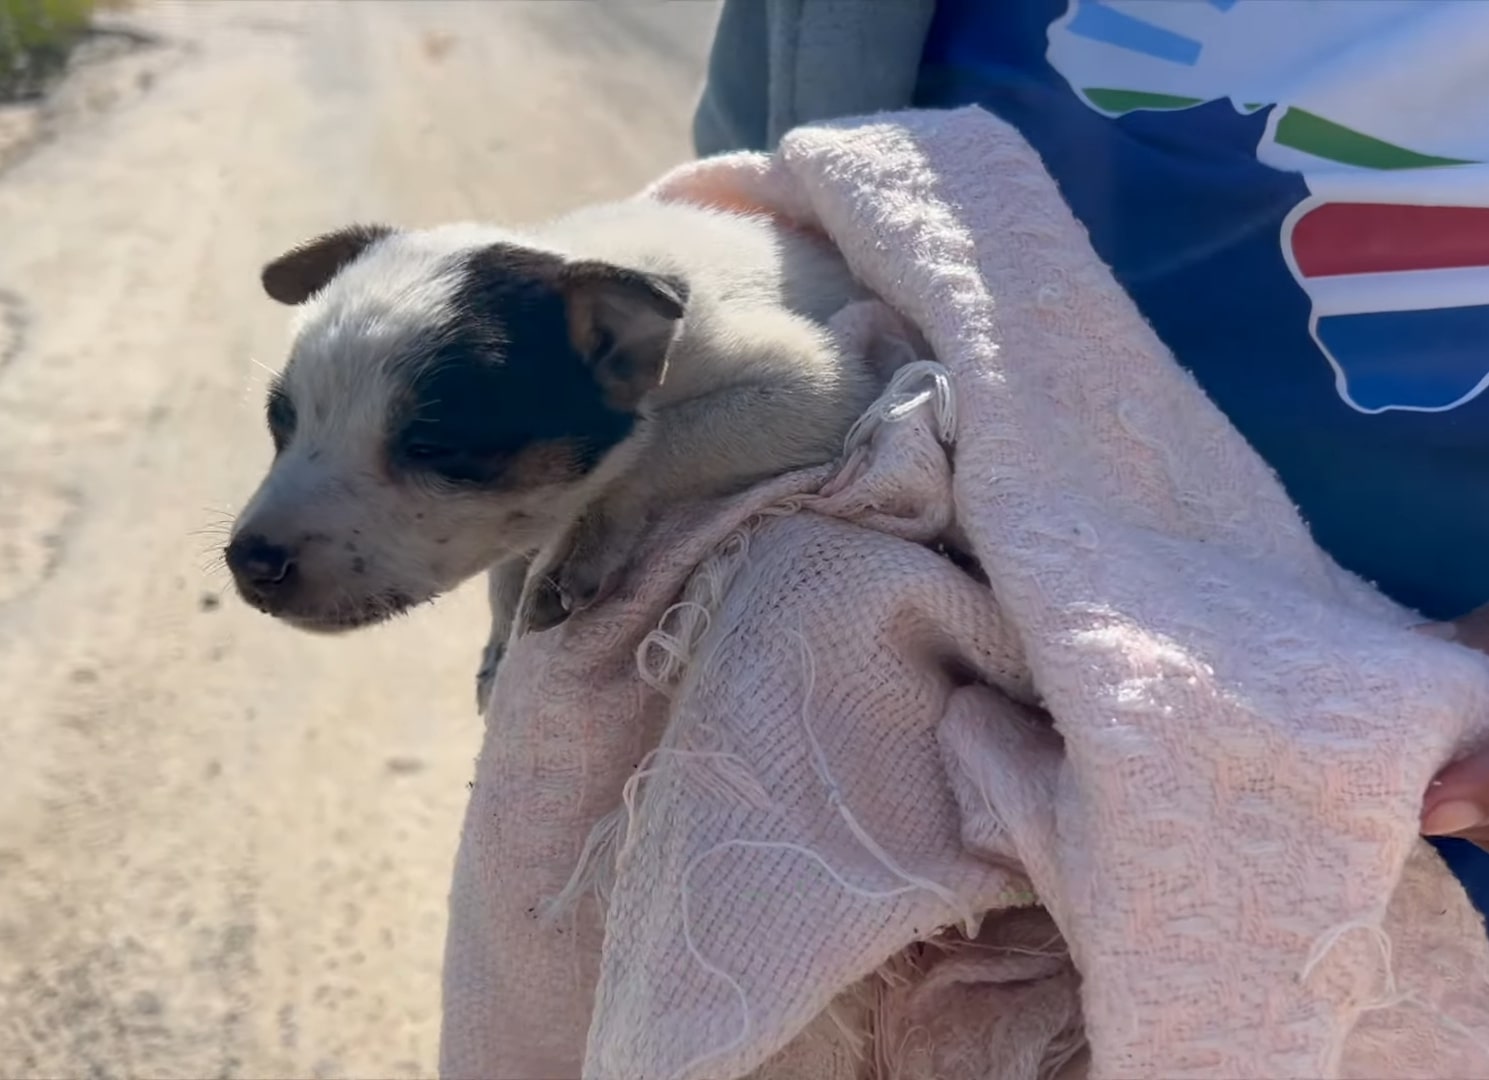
xmin=691 ymin=0 xmax=937 ymax=158
xmin=692 ymin=0 xmax=774 ymax=156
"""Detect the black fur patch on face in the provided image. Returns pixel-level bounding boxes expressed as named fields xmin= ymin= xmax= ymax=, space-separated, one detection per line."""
xmin=390 ymin=244 xmax=637 ymax=488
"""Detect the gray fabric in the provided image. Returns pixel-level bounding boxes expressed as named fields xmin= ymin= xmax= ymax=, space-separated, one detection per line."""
xmin=692 ymin=0 xmax=936 ymax=156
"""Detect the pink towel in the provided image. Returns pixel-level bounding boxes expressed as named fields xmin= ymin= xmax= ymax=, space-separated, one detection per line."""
xmin=440 ymin=107 xmax=1489 ymax=1080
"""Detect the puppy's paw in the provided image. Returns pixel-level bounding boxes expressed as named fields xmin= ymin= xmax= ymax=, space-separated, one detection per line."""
xmin=515 ymin=502 xmax=646 ymax=635
xmin=518 ymin=572 xmax=572 ymax=635
xmin=555 ymin=549 xmax=626 ymax=615
xmin=514 ymin=557 xmax=615 ymax=634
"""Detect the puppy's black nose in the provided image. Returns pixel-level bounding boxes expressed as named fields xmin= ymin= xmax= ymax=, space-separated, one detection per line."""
xmin=226 ymin=534 xmax=297 ymax=599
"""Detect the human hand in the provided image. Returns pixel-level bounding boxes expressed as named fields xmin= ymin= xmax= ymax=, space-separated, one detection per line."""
xmin=1420 ymin=605 xmax=1489 ymax=849
xmin=1423 ymin=753 xmax=1489 ymax=848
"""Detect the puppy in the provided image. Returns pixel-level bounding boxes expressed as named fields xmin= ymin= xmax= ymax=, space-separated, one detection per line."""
xmin=224 ymin=199 xmax=881 ymax=708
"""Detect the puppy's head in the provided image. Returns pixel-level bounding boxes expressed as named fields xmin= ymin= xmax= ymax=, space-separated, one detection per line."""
xmin=226 ymin=222 xmax=687 ymax=632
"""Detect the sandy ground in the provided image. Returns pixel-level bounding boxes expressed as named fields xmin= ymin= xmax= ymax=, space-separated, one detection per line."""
xmin=0 ymin=2 xmax=717 ymax=1075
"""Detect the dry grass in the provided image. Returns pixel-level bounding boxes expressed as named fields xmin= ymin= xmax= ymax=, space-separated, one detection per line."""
xmin=0 ymin=0 xmax=96 ymax=100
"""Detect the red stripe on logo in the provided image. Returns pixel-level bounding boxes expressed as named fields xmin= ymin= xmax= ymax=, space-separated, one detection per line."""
xmin=1292 ymin=203 xmax=1489 ymax=278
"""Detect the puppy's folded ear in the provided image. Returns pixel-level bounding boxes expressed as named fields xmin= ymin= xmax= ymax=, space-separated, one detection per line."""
xmin=557 ymin=261 xmax=688 ymax=411
xmin=261 ymin=224 xmax=395 ymax=305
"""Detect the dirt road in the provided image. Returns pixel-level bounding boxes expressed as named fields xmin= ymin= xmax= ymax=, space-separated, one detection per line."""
xmin=0 ymin=3 xmax=717 ymax=1075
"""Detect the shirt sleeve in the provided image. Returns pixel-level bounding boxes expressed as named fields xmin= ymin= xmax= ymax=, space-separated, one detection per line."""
xmin=692 ymin=0 xmax=938 ymax=158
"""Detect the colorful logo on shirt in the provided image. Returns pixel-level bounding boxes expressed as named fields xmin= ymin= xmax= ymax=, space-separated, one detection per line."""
xmin=1046 ymin=0 xmax=1489 ymax=413
xmin=1048 ymin=0 xmax=1473 ymax=171
xmin=1282 ymin=198 xmax=1489 ymax=413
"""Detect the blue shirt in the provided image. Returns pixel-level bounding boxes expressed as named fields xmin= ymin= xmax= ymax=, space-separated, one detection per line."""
xmin=914 ymin=0 xmax=1489 ymax=917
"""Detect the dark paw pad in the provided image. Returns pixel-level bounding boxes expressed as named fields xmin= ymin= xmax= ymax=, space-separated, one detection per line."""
xmin=521 ymin=576 xmax=572 ymax=635
xmin=558 ymin=562 xmax=620 ymax=615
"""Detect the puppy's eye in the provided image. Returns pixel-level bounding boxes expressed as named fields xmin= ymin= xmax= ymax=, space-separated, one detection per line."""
xmin=397 ymin=437 xmax=496 ymax=484
xmin=266 ymin=388 xmax=296 ymax=453
xmin=403 ymin=440 xmax=455 ymax=462
xmin=396 ymin=433 xmax=509 ymax=485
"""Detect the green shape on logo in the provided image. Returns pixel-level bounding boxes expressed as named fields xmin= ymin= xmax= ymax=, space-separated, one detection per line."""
xmin=1083 ymin=88 xmax=1204 ymax=114
xmin=1274 ymin=107 xmax=1476 ymax=170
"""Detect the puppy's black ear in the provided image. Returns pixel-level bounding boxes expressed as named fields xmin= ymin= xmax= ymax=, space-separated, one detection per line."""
xmin=558 ymin=261 xmax=688 ymax=411
xmin=261 ymin=224 xmax=395 ymax=305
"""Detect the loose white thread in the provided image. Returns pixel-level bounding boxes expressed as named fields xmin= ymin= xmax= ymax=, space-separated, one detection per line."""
xmin=538 ymin=804 xmax=627 ymax=920
xmin=539 ymin=745 xmax=773 ymax=921
xmin=666 ymin=622 xmax=980 ymax=1080
xmin=843 ymin=360 xmax=957 ymax=456
xmin=662 ymin=598 xmax=985 ymax=1078
xmin=1301 ymin=920 xmax=1489 ymax=1062
xmin=667 ymin=839 xmax=931 ymax=1080
xmin=1299 ymin=919 xmax=1397 ymax=1002
xmin=636 ymin=600 xmax=716 ymax=694
xmin=635 ymin=516 xmax=766 ymax=695
xmin=790 ymin=626 xmax=981 ymax=939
